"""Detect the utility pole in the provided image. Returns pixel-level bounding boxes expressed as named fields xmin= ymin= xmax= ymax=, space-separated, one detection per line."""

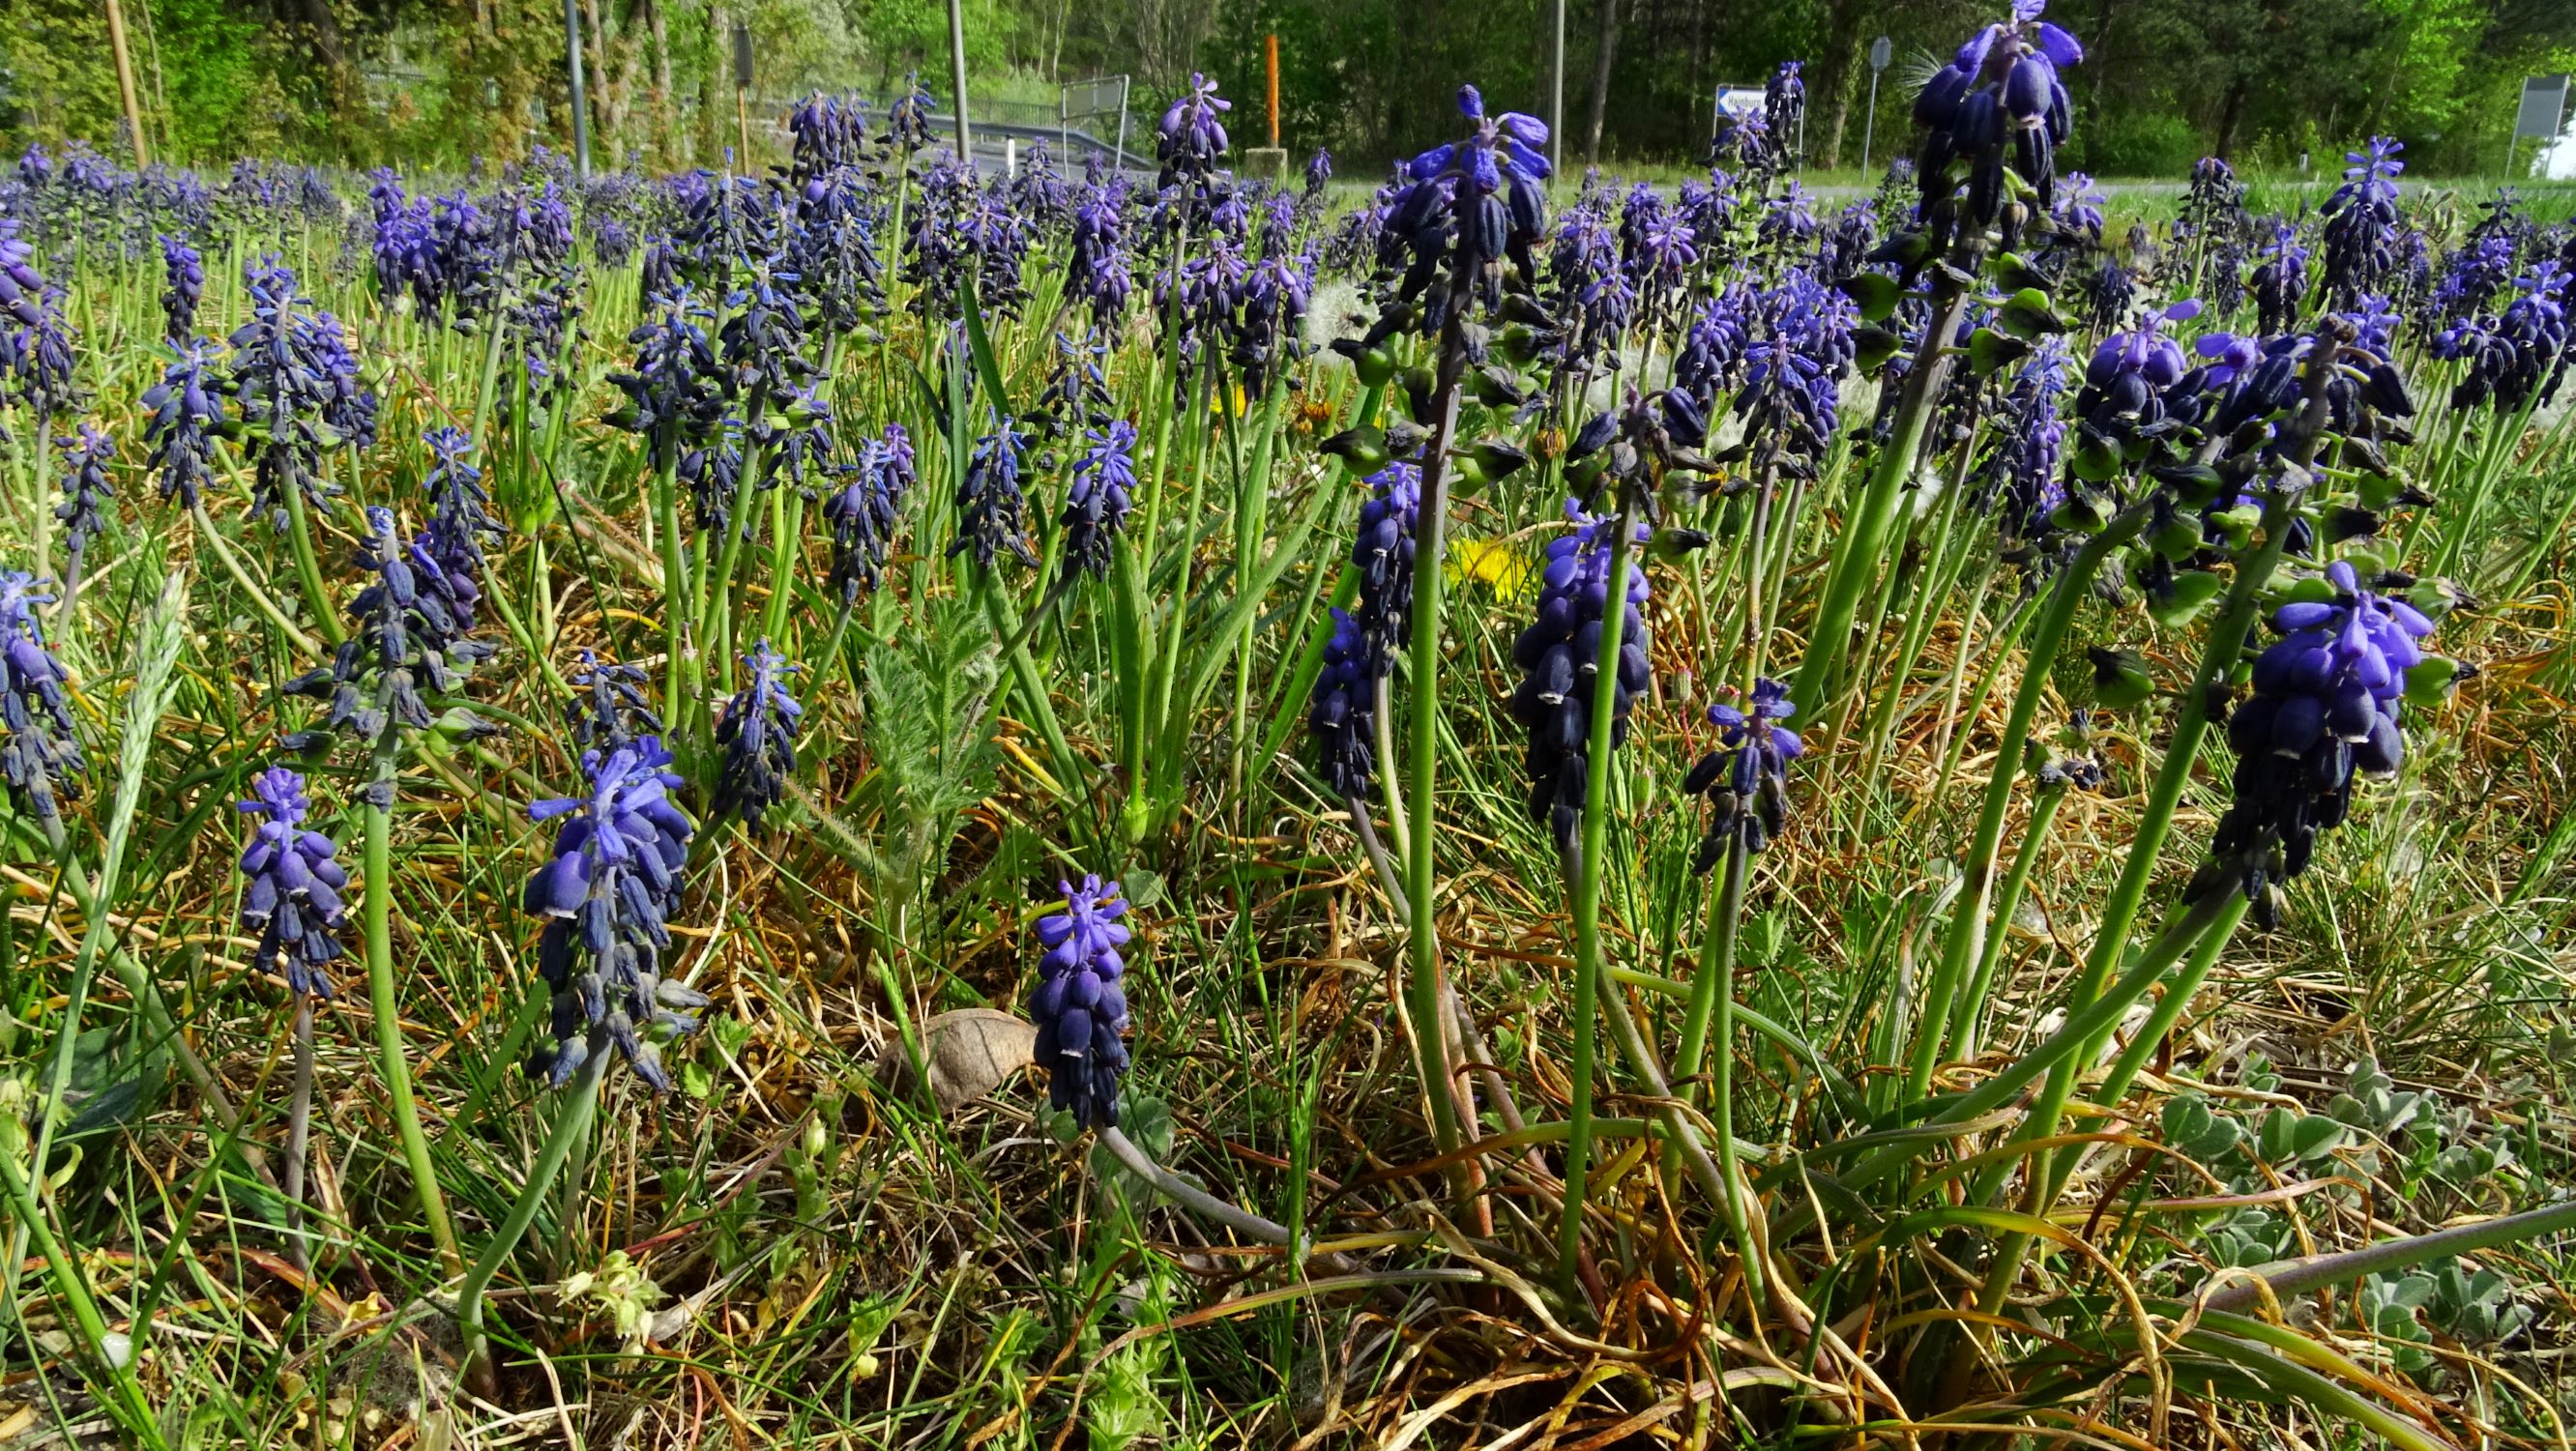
xmin=103 ymin=0 xmax=150 ymax=166
xmin=1551 ymin=0 xmax=1566 ymax=176
xmin=564 ymin=0 xmax=592 ymax=176
xmin=1267 ymin=33 xmax=1280 ymax=149
xmin=947 ymin=0 xmax=973 ymax=160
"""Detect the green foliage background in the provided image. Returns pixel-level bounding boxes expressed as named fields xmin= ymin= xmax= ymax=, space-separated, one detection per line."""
xmin=1 ymin=0 xmax=2573 ymax=175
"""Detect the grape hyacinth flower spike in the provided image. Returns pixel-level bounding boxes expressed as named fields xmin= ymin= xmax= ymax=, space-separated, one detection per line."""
xmin=523 ymin=739 xmax=707 ymax=1088
xmin=418 ymin=425 xmax=502 ymax=631
xmin=0 ymin=571 xmax=82 ymax=824
xmin=280 ymin=507 xmax=494 ymax=758
xmin=1156 ymin=73 xmax=1232 ymax=188
xmin=952 ymin=413 xmax=1039 ymax=572
xmin=1028 ymin=874 xmax=1134 ymax=1130
xmin=1508 ymin=503 xmax=1652 ymax=859
xmin=2195 ymin=560 xmax=2445 ymax=922
xmin=1061 ymin=420 xmax=1137 ymax=582
xmin=568 ymin=650 xmax=661 ymax=751
xmin=2321 ymin=138 xmax=2405 ymax=305
xmin=160 ymin=233 xmax=203 ymax=344
xmin=140 ymin=341 xmax=226 ymax=509
xmin=53 ymin=422 xmax=114 ymax=582
xmin=1910 ymin=0 xmax=2083 ymax=241
xmin=235 ymin=767 xmax=349 ymax=997
xmin=1683 ymin=681 xmax=1803 ymax=873
xmin=1382 ymin=86 xmax=1551 ymax=329
xmin=712 ymin=640 xmax=803 ymax=826
xmin=824 ymin=422 xmax=914 ymax=604
xmin=1308 ymin=461 xmax=1422 ymax=802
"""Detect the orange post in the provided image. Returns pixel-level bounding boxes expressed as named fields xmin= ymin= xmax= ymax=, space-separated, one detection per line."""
xmin=1266 ymin=34 xmax=1280 ymax=148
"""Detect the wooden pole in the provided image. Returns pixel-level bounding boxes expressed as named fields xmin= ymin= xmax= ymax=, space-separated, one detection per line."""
xmin=103 ymin=0 xmax=151 ymax=166
xmin=1266 ymin=33 xmax=1280 ymax=148
xmin=946 ymin=0 xmax=972 ymax=160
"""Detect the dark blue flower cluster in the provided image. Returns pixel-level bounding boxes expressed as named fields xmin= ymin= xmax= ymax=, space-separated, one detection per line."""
xmin=713 ymin=641 xmax=803 ymax=826
xmin=1028 ymin=874 xmax=1134 ymax=1130
xmin=1307 ymin=461 xmax=1421 ymax=800
xmin=1068 ymin=184 xmax=1134 ymax=328
xmin=419 ymin=426 xmax=502 ymax=631
xmin=1733 ymin=268 xmax=1859 ymax=478
xmin=568 ymin=650 xmax=661 ymax=751
xmin=2320 ymin=138 xmax=2404 ymax=305
xmin=1509 ymin=503 xmax=1652 ymax=853
xmin=2248 ymin=222 xmax=2311 ymax=335
xmin=235 ymin=766 xmax=349 ymax=998
xmin=0 ymin=571 xmax=81 ymax=822
xmin=1062 ymin=420 xmax=1138 ymax=583
xmin=1156 ymin=73 xmax=1232 ymax=189
xmin=137 ymin=340 xmax=223 ymax=509
xmin=1381 ymin=86 xmax=1552 ymax=331
xmin=2201 ymin=561 xmax=2440 ymax=915
xmin=2433 ymin=261 xmax=2569 ymax=414
xmin=52 ymin=422 xmax=112 ymax=574
xmin=229 ymin=258 xmax=367 ymax=530
xmin=523 ymin=739 xmax=707 ymax=1088
xmin=1983 ymin=336 xmax=2074 ymax=540
xmin=787 ymin=93 xmax=871 ymax=177
xmin=281 ymin=507 xmax=495 ymax=758
xmin=1912 ymin=0 xmax=2083 ymax=237
xmin=159 ymin=233 xmax=202 ymax=344
xmin=1683 ymin=679 xmax=1802 ymax=870
xmin=952 ymin=412 xmax=1039 ymax=572
xmin=885 ymin=74 xmax=938 ymax=153
xmin=824 ymin=422 xmax=914 ymax=604
xmin=608 ymin=285 xmax=725 ymax=471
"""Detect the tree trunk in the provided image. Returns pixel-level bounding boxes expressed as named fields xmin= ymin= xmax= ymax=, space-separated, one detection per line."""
xmin=2213 ymin=75 xmax=2247 ymax=160
xmin=649 ymin=0 xmax=674 ymax=167
xmin=1583 ymin=0 xmax=1622 ymax=166
xmin=697 ymin=4 xmax=728 ymax=167
xmin=1816 ymin=0 xmax=1866 ymax=168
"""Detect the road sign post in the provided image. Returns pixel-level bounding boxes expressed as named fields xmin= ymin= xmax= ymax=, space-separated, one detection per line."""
xmin=1859 ymin=35 xmax=1891 ymax=175
xmin=2511 ymin=73 xmax=2570 ymax=178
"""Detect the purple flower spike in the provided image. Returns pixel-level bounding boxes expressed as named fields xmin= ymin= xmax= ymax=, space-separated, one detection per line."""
xmin=522 ymin=738 xmax=706 ymax=1089
xmin=1028 ymin=874 xmax=1135 ymax=1130
xmin=236 ymin=767 xmax=349 ymax=998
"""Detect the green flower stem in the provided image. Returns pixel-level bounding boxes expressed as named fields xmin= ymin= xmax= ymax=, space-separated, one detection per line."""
xmin=1953 ymin=781 xmax=2066 ymax=1063
xmin=1988 ymin=479 xmax=2303 ymax=1261
xmin=27 ymin=415 xmax=52 ymax=587
xmin=363 ymin=737 xmax=463 ymax=1277
xmin=0 ymin=1113 xmax=165 ymax=1448
xmin=1904 ymin=502 xmax=2152 ymax=1101
xmin=1675 ymin=833 xmax=1763 ymax=1289
xmin=1926 ymin=566 xmax=2008 ymax=800
xmin=655 ymin=451 xmax=694 ymax=736
xmin=189 ymin=503 xmax=323 ymax=657
xmin=1674 ymin=832 xmax=1745 ymax=1103
xmin=2089 ymin=888 xmax=2250 ymax=1114
xmin=701 ymin=446 xmax=767 ymax=699
xmin=1559 ymin=494 xmax=1640 ymax=1295
xmin=1790 ymin=284 xmax=1972 ymax=738
xmin=279 ymin=474 xmax=346 ymax=648
xmin=2199 ymin=1194 xmax=2576 ymax=1315
xmin=456 ymin=1046 xmax=609 ymax=1399
xmin=1405 ymin=272 xmax=1474 ymax=1171
xmin=1841 ymin=888 xmax=2241 ymax=1197
xmin=760 ymin=472 xmax=806 ymax=649
xmin=1097 ymin=1125 xmax=1298 ymax=1245
xmin=1373 ymin=675 xmax=1410 ymax=864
